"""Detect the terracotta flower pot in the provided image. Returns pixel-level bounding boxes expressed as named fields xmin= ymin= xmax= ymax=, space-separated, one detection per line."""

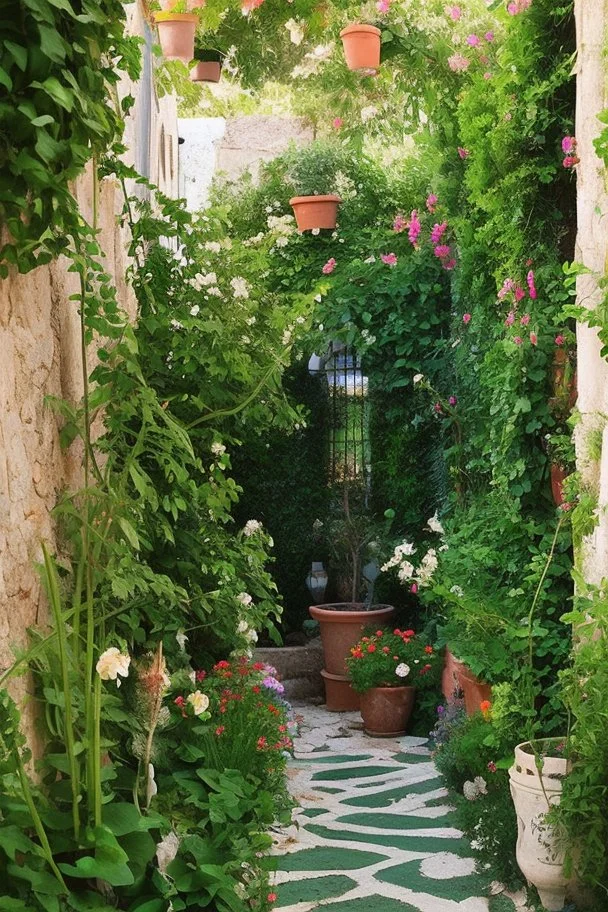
xmin=550 ymin=463 xmax=567 ymax=506
xmin=360 ymin=686 xmax=415 ymax=737
xmin=457 ymin=662 xmax=492 ymax=716
xmin=289 ymin=195 xmax=341 ymax=232
xmin=442 ymin=648 xmax=462 ymax=702
xmin=154 ymin=12 xmax=198 ymax=63
xmin=321 ymin=670 xmax=360 ymax=712
xmin=509 ymin=740 xmax=573 ymax=910
xmin=309 ymin=603 xmax=396 ymax=676
xmin=191 ymin=60 xmax=221 ymax=82
xmin=340 ymin=23 xmax=381 ymax=73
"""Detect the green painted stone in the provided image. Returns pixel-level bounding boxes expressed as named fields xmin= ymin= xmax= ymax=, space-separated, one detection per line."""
xmin=312 ymin=765 xmax=404 ymax=782
xmin=274 ymin=874 xmax=357 ymax=905
xmin=376 ymin=857 xmax=489 ymax=902
xmin=304 ymin=754 xmax=373 ymax=764
xmin=303 ymin=895 xmax=421 ymax=911
xmin=489 ymin=896 xmax=518 ymax=912
xmin=305 ymin=823 xmax=467 ymax=856
xmin=392 ymin=751 xmax=432 ymax=764
xmin=336 ymin=811 xmax=456 ymax=831
xmin=300 ymin=808 xmax=328 ymax=818
xmin=277 ymin=845 xmax=388 ymax=872
xmin=342 ymin=777 xmax=445 ymax=807
xmin=315 ymin=786 xmax=344 ymax=794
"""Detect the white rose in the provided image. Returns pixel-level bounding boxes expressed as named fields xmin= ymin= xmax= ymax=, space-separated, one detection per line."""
xmin=237 ymin=592 xmax=253 ymax=606
xmin=187 ymin=690 xmax=210 ymax=716
xmin=96 ymin=647 xmax=131 ymax=686
xmin=395 ymin=663 xmax=410 ymax=678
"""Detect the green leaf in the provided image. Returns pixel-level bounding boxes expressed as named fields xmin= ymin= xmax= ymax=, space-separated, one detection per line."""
xmin=38 ymin=25 xmax=67 ymax=63
xmin=5 ymin=41 xmax=28 ymax=71
xmin=32 ymin=76 xmax=74 ymax=111
xmin=117 ymin=517 xmax=140 ymax=550
xmin=31 ymin=115 xmax=55 ymax=127
xmin=0 ymin=825 xmax=44 ymax=860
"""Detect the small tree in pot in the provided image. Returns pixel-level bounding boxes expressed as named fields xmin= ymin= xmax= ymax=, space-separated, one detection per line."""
xmin=286 ymin=142 xmax=345 ymax=232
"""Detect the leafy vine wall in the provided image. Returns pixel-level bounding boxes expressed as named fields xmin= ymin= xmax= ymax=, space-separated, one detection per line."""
xmin=0 ymin=1 xmax=178 ymax=738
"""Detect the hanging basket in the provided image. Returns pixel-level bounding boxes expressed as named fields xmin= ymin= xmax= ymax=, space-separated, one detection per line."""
xmin=340 ymin=23 xmax=381 ymax=74
xmin=154 ymin=12 xmax=198 ymax=63
xmin=191 ymin=60 xmax=222 ymax=83
xmin=289 ymin=195 xmax=341 ymax=231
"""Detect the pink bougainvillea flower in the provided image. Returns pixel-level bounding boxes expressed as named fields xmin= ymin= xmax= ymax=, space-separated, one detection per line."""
xmin=444 ymin=258 xmax=457 ymax=270
xmin=563 ymin=155 xmax=580 ymax=168
xmin=514 ymin=285 xmax=525 ymax=302
xmin=504 ymin=311 xmax=515 ymax=326
xmin=426 ymin=193 xmax=438 ymax=212
xmin=484 ymin=30 xmax=495 ymax=41
xmin=448 ymin=53 xmax=470 ymax=72
xmin=434 ymin=244 xmax=451 ymax=259
xmin=555 ymin=334 xmax=566 ymax=346
xmin=458 ymin=147 xmax=470 ymax=159
xmin=381 ymin=252 xmax=398 ymax=266
xmin=377 ymin=0 xmax=390 ymax=12
xmin=322 ymin=258 xmax=337 ymax=274
xmin=411 ymin=583 xmax=418 ymax=594
xmin=332 ymin=117 xmax=343 ymax=130
xmin=393 ymin=214 xmax=406 ymax=232
xmin=507 ymin=0 xmax=532 ymax=14
xmin=498 ymin=278 xmax=515 ymax=300
xmin=449 ymin=395 xmax=457 ymax=406
xmin=520 ymin=314 xmax=530 ymax=326
xmin=408 ymin=210 xmax=422 ymax=245
xmin=513 ymin=336 xmax=523 ymax=345
xmin=530 ymin=331 xmax=538 ymax=345
xmin=447 ymin=4 xmax=461 ymax=20
xmin=466 ymin=34 xmax=480 ymax=46
xmin=527 ymin=269 xmax=537 ymax=299
xmin=431 ymin=222 xmax=448 ymax=243
xmin=463 ymin=312 xmax=472 ymax=324
xmin=562 ymin=135 xmax=576 ymax=153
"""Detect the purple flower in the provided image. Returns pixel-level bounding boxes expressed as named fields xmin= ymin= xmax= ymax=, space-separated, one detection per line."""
xmin=262 ymin=676 xmax=285 ymax=694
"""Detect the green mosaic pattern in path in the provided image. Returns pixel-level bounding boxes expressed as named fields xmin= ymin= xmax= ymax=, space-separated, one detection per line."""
xmin=270 ymin=706 xmax=510 ymax=912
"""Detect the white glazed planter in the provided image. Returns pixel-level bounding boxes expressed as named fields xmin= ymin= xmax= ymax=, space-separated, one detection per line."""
xmin=509 ymin=739 xmax=571 ymax=911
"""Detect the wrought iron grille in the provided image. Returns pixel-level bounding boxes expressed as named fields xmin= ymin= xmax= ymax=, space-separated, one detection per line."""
xmin=324 ymin=343 xmax=370 ymax=487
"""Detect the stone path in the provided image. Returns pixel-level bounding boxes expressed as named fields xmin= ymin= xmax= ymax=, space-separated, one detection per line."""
xmin=271 ymin=704 xmax=525 ymax=912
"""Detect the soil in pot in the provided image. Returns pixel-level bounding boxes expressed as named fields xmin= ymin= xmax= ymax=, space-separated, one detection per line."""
xmin=360 ymin=686 xmax=415 ymax=737
xmin=340 ymin=24 xmax=381 ymax=73
xmin=289 ymin=195 xmax=341 ymax=232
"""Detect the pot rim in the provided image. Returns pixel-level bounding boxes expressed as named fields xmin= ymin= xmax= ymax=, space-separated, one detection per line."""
xmin=340 ymin=23 xmax=382 ymax=37
xmin=289 ymin=194 xmax=342 ymax=205
xmin=361 ymin=684 xmax=416 ymax=693
xmin=309 ymin=602 xmax=395 ymax=622
xmin=154 ymin=11 xmax=199 ymax=22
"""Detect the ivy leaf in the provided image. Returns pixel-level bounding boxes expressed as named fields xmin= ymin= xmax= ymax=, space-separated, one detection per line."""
xmin=0 ymin=67 xmax=13 ymax=91
xmin=38 ymin=25 xmax=67 ymax=63
xmin=5 ymin=41 xmax=28 ymax=71
xmin=32 ymin=76 xmax=74 ymax=111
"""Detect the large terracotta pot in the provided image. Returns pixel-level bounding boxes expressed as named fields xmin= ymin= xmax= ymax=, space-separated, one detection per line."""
xmin=457 ymin=663 xmax=492 ymax=716
xmin=321 ymin=670 xmax=360 ymax=712
xmin=550 ymin=463 xmax=567 ymax=506
xmin=191 ymin=60 xmax=221 ymax=83
xmin=360 ymin=686 xmax=415 ymax=737
xmin=442 ymin=648 xmax=462 ymax=702
xmin=340 ymin=23 xmax=381 ymax=73
xmin=289 ymin=195 xmax=341 ymax=232
xmin=509 ymin=740 xmax=572 ymax=910
xmin=154 ymin=12 xmax=198 ymax=62
xmin=309 ymin=603 xmax=396 ymax=675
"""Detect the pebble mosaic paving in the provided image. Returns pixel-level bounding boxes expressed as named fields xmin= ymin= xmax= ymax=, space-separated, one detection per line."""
xmin=271 ymin=704 xmax=528 ymax=912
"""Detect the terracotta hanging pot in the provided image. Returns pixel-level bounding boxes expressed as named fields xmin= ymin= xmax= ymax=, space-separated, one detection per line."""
xmin=509 ymin=740 xmax=573 ymax=910
xmin=154 ymin=12 xmax=198 ymax=63
xmin=550 ymin=463 xmax=567 ymax=506
xmin=289 ymin=195 xmax=341 ymax=232
xmin=456 ymin=662 xmax=492 ymax=716
xmin=191 ymin=60 xmax=221 ymax=82
xmin=340 ymin=23 xmax=381 ymax=73
xmin=360 ymin=686 xmax=415 ymax=737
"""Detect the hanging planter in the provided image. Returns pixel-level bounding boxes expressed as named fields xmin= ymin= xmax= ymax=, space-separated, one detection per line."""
xmin=289 ymin=195 xmax=342 ymax=232
xmin=154 ymin=12 xmax=198 ymax=63
xmin=509 ymin=740 xmax=573 ymax=911
xmin=191 ymin=49 xmax=223 ymax=83
xmin=340 ymin=23 xmax=381 ymax=74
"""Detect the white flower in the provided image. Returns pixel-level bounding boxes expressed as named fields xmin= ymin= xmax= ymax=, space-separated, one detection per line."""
xmin=395 ymin=663 xmax=411 ymax=678
xmin=474 ymin=776 xmax=488 ymax=795
xmin=361 ymin=105 xmax=379 ymax=122
xmin=237 ymin=592 xmax=253 ymax=606
xmin=190 ymin=304 xmax=200 ymax=316
xmin=246 ymin=628 xmax=258 ymax=643
xmin=427 ymin=512 xmax=445 ymax=535
xmin=361 ymin=329 xmax=376 ymax=345
xmin=207 ymin=286 xmax=222 ymax=297
xmin=364 ymin=255 xmax=376 ymax=264
xmin=246 ymin=316 xmax=256 ymax=325
xmin=463 ymin=780 xmax=479 ymax=801
xmin=230 ymin=276 xmax=250 ymax=299
xmin=450 ymin=585 xmax=464 ymax=598
xmin=170 ymin=319 xmax=183 ymax=330
xmin=96 ymin=647 xmax=131 ymax=686
xmin=204 ymin=241 xmax=221 ymax=253
xmin=265 ymin=206 xmax=273 ymax=213
xmin=156 ymin=832 xmax=180 ymax=874
xmin=311 ymin=228 xmax=320 ymax=236
xmin=147 ymin=763 xmax=158 ymax=800
xmin=296 ymin=316 xmax=306 ymax=324
xmin=176 ymin=630 xmax=188 ymax=651
xmin=211 ymin=441 xmax=226 ymax=457
xmin=413 ymin=373 xmax=424 ymax=384
xmin=282 ymin=329 xmax=292 ymax=345
xmin=418 ymin=548 xmax=438 ymax=584
xmin=285 ymin=17 xmax=305 ymax=44
xmin=237 ymin=619 xmax=250 ymax=634
xmin=187 ymin=690 xmax=210 ymax=715
xmin=275 ymin=236 xmax=289 ymax=248
xmin=397 ymin=562 xmax=415 ymax=582
xmin=243 ymin=519 xmax=262 ymax=536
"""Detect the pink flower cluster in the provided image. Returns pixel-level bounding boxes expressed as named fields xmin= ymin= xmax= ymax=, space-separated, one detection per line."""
xmin=381 ymin=253 xmax=398 ymax=266
xmin=408 ymin=210 xmax=422 ymax=246
xmin=241 ymin=0 xmax=264 ymax=12
xmin=426 ymin=193 xmax=438 ymax=212
xmin=322 ymin=258 xmax=336 ymax=275
xmin=507 ymin=0 xmax=532 ymax=14
xmin=499 ymin=268 xmax=543 ymax=346
xmin=562 ymin=136 xmax=579 ymax=168
xmin=448 ymin=53 xmax=470 ymax=73
xmin=377 ymin=0 xmax=391 ymax=13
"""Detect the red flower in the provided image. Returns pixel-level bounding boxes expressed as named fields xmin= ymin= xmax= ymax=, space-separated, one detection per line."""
xmin=257 ymin=736 xmax=267 ymax=750
xmin=214 ymin=660 xmax=231 ymax=670
xmin=480 ymin=700 xmax=492 ymax=715
xmin=367 ymin=644 xmax=376 ymax=653
xmin=215 ymin=725 xmax=225 ymax=736
xmin=425 ymin=645 xmax=433 ymax=654
xmin=252 ymin=685 xmax=261 ymax=693
xmin=253 ymin=662 xmax=266 ymax=670
xmin=267 ymin=894 xmax=278 ymax=904
xmin=393 ymin=655 xmax=399 ymax=661
xmin=195 ymin=670 xmax=206 ymax=682
xmin=393 ymin=628 xmax=401 ymax=636
xmin=487 ymin=761 xmax=497 ymax=773
xmin=382 ymin=646 xmax=390 ymax=654
xmin=404 ymin=630 xmax=415 ymax=638
xmin=174 ymin=696 xmax=185 ymax=707
xmin=376 ymin=630 xmax=384 ymax=637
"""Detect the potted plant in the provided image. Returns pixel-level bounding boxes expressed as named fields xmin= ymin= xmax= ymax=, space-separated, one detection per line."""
xmin=347 ymin=628 xmax=441 ymax=736
xmin=309 ymin=485 xmax=395 ymax=711
xmin=340 ymin=23 xmax=382 ymax=74
xmin=191 ymin=48 xmax=223 ymax=83
xmin=286 ymin=142 xmax=344 ymax=232
xmin=153 ymin=1 xmax=201 ymax=63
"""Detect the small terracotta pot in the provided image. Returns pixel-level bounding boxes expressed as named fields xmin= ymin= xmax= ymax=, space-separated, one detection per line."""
xmin=457 ymin=663 xmax=492 ymax=716
xmin=550 ymin=463 xmax=567 ymax=506
xmin=321 ymin=670 xmax=360 ymax=712
xmin=340 ymin=23 xmax=381 ymax=73
xmin=191 ymin=60 xmax=221 ymax=82
xmin=360 ymin=686 xmax=415 ymax=737
xmin=154 ymin=12 xmax=198 ymax=62
xmin=289 ymin=195 xmax=341 ymax=232
xmin=309 ymin=603 xmax=396 ymax=676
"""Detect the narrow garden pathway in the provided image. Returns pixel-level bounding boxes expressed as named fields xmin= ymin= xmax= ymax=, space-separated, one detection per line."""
xmin=271 ymin=705 xmax=524 ymax=912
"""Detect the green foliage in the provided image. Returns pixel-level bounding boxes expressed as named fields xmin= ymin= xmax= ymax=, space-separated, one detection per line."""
xmin=346 ymin=628 xmax=441 ymax=693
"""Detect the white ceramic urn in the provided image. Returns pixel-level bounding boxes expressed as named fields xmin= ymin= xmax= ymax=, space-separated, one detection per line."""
xmin=509 ymin=740 xmax=571 ymax=911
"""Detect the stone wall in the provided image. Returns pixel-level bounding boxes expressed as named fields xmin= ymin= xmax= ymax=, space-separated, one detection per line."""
xmin=574 ymin=0 xmax=608 ymax=585
xmin=0 ymin=1 xmax=178 ymax=733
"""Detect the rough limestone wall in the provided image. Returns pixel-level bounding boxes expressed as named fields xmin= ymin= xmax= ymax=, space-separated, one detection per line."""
xmin=179 ymin=115 xmax=313 ymax=211
xmin=574 ymin=0 xmax=608 ymax=585
xmin=0 ymin=1 xmax=178 ymax=738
